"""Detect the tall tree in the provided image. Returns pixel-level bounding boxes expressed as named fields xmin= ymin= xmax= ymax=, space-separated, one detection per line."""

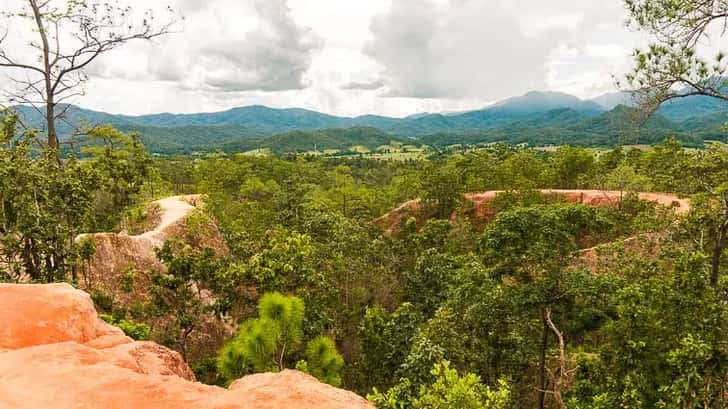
xmin=625 ymin=0 xmax=728 ymax=287
xmin=625 ymin=0 xmax=728 ymax=111
xmin=0 ymin=0 xmax=177 ymax=150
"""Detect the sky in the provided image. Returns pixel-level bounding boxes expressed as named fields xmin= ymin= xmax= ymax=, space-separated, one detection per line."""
xmin=0 ymin=0 xmax=649 ymax=117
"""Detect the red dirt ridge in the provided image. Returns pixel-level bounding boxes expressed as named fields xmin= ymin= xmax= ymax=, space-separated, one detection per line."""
xmin=0 ymin=283 xmax=374 ymax=409
xmin=376 ymin=190 xmax=689 ymax=236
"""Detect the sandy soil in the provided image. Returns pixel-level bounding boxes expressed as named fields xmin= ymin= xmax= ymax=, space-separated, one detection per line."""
xmin=136 ymin=195 xmax=201 ymax=246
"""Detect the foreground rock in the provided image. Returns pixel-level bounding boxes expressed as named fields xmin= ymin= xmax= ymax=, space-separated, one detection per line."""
xmin=0 ymin=283 xmax=374 ymax=409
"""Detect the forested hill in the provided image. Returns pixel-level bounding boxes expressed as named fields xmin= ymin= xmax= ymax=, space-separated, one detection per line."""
xmin=12 ymin=89 xmax=728 ymax=154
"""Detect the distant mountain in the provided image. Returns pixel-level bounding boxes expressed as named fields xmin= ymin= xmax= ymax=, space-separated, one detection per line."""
xmin=680 ymin=112 xmax=728 ymax=131
xmin=259 ymin=127 xmax=410 ymax=154
xmin=658 ymin=96 xmax=728 ymax=121
xmin=569 ymin=105 xmax=681 ymax=144
xmin=590 ymin=90 xmax=728 ymax=121
xmin=489 ymin=91 xmax=605 ymax=114
xmin=8 ymin=88 xmax=726 ymax=154
xmin=431 ymin=91 xmax=604 ymax=131
xmin=592 ymin=92 xmax=636 ymax=109
xmin=500 ymin=108 xmax=589 ymax=129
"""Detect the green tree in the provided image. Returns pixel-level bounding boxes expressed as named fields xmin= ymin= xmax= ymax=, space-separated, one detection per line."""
xmin=369 ymin=361 xmax=510 ymax=409
xmin=0 ymin=111 xmax=99 ymax=282
xmin=218 ymin=292 xmax=344 ymax=386
xmin=83 ymin=125 xmax=153 ymax=231
xmin=421 ymin=162 xmax=465 ymax=219
xmin=625 ymin=0 xmax=728 ymax=287
xmin=568 ymin=253 xmax=728 ymax=408
xmin=625 ymin=0 xmax=728 ymax=115
xmin=150 ymin=240 xmax=222 ymax=360
xmin=218 ymin=292 xmax=305 ymax=377
xmin=301 ymin=336 xmax=345 ymax=387
xmin=549 ymin=146 xmax=596 ymax=189
xmin=480 ymin=204 xmax=611 ymax=408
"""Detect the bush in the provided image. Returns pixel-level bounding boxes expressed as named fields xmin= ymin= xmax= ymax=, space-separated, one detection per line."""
xmin=99 ymin=314 xmax=150 ymax=340
xmin=303 ymin=336 xmax=344 ymax=386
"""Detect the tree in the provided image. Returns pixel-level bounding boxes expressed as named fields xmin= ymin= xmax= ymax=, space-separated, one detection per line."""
xmin=549 ymin=146 xmax=595 ymax=189
xmin=420 ymin=162 xmax=465 ymax=220
xmin=624 ymin=0 xmax=728 ymax=114
xmin=368 ymin=361 xmax=510 ymax=409
xmin=83 ymin=125 xmax=153 ymax=231
xmin=0 ymin=109 xmax=99 ymax=281
xmin=0 ymin=0 xmax=177 ymax=150
xmin=568 ymin=253 xmax=728 ymax=408
xmin=604 ymin=163 xmax=653 ymax=207
xmin=688 ymin=144 xmax=728 ymax=287
xmin=356 ymin=303 xmax=426 ymax=392
xmin=300 ymin=336 xmax=345 ymax=387
xmin=480 ymin=204 xmax=611 ymax=409
xmin=150 ymin=240 xmax=222 ymax=360
xmin=217 ymin=292 xmax=344 ymax=386
xmin=217 ymin=293 xmax=305 ymax=376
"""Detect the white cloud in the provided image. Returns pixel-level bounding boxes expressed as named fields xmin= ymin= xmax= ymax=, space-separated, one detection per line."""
xmin=0 ymin=0 xmax=662 ymax=116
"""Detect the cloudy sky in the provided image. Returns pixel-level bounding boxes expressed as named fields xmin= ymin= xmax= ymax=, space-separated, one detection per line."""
xmin=1 ymin=0 xmax=648 ymax=117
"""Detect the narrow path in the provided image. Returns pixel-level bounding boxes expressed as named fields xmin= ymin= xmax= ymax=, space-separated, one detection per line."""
xmin=136 ymin=195 xmax=200 ymax=246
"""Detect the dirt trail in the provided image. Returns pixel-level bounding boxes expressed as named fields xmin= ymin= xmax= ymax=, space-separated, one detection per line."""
xmin=136 ymin=195 xmax=201 ymax=247
xmin=76 ymin=195 xmax=206 ymax=287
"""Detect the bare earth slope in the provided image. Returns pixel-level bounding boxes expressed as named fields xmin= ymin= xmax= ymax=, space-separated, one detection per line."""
xmin=79 ymin=195 xmax=201 ymax=277
xmin=0 ymin=283 xmax=374 ymax=409
xmin=79 ymin=194 xmax=228 ymax=286
xmin=376 ymin=189 xmax=689 ymax=236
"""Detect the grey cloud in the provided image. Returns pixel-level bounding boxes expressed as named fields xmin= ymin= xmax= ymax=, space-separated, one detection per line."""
xmin=363 ymin=0 xmax=571 ymax=100
xmin=177 ymin=0 xmax=209 ymax=13
xmin=89 ymin=0 xmax=320 ymax=93
xmin=341 ymin=79 xmax=385 ymax=90
xmin=196 ymin=0 xmax=321 ymax=92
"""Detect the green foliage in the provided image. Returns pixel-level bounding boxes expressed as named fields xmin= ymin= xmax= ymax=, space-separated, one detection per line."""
xmin=83 ymin=125 xmax=153 ymax=232
xmin=150 ymin=241 xmax=223 ymax=359
xmin=217 ymin=292 xmax=345 ymax=385
xmin=91 ymin=290 xmax=114 ymax=313
xmin=481 ymin=204 xmax=611 ymax=279
xmin=420 ymin=162 xmax=465 ymax=219
xmin=218 ymin=292 xmax=307 ymax=380
xmin=356 ymin=303 xmax=425 ymax=391
xmin=258 ymin=292 xmax=305 ymax=348
xmin=568 ymin=253 xmax=728 ymax=408
xmin=0 ymin=113 xmax=100 ymax=282
xmin=100 ymin=314 xmax=150 ymax=340
xmin=303 ymin=336 xmax=345 ymax=386
xmin=369 ymin=361 xmax=510 ymax=409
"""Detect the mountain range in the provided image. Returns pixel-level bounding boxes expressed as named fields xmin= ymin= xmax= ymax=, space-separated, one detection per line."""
xmin=12 ymin=90 xmax=728 ymax=154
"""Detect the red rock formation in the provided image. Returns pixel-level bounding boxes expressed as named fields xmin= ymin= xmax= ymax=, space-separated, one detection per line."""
xmin=377 ymin=190 xmax=690 ymax=236
xmin=0 ymin=283 xmax=374 ymax=409
xmin=78 ymin=195 xmax=228 ymax=288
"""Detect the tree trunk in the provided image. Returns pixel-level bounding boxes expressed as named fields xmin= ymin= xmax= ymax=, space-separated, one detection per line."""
xmin=45 ymin=99 xmax=58 ymax=150
xmin=545 ymin=307 xmax=568 ymax=409
xmin=710 ymin=218 xmax=727 ymax=288
xmin=538 ymin=309 xmax=549 ymax=409
xmin=29 ymin=0 xmax=59 ymax=151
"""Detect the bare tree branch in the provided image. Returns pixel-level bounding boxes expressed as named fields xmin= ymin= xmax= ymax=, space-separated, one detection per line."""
xmin=0 ymin=0 xmax=180 ymax=154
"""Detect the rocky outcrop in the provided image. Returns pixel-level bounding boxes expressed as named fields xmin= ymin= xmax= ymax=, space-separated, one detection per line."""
xmin=0 ymin=283 xmax=374 ymax=409
xmin=376 ymin=189 xmax=690 ymax=236
xmin=78 ymin=195 xmax=228 ymax=285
